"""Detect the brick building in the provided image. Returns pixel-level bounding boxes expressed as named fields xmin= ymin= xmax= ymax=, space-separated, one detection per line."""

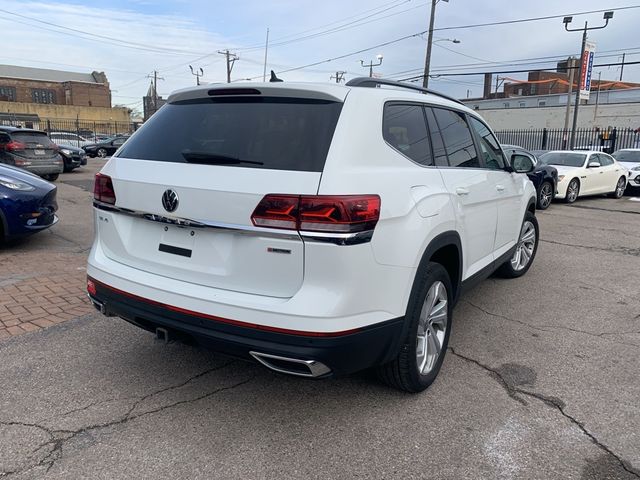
xmin=501 ymin=58 xmax=640 ymax=98
xmin=0 ymin=64 xmax=112 ymax=107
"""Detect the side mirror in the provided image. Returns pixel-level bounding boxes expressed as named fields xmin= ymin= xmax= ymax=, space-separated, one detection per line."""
xmin=511 ymin=154 xmax=534 ymax=173
xmin=588 ymin=161 xmax=600 ymax=168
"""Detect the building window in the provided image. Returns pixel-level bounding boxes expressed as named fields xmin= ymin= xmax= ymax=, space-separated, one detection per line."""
xmin=0 ymin=86 xmax=16 ymax=102
xmin=519 ymin=101 xmax=526 ymax=108
xmin=530 ymin=84 xmax=537 ymax=95
xmin=517 ymin=88 xmax=523 ymax=96
xmin=31 ymin=89 xmax=56 ymax=104
xmin=538 ymin=100 xmax=546 ymax=107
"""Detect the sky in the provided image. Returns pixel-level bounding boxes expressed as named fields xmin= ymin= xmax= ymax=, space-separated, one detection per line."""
xmin=1 ymin=0 xmax=639 ymax=114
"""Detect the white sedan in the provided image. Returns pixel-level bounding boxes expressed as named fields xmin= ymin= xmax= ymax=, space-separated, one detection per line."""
xmin=612 ymin=149 xmax=640 ymax=190
xmin=538 ymin=151 xmax=627 ymax=203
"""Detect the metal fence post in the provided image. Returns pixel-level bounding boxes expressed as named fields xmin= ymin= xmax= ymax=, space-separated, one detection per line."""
xmin=541 ymin=128 xmax=548 ymax=150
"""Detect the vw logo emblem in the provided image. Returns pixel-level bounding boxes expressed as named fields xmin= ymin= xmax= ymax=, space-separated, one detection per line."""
xmin=161 ymin=189 xmax=179 ymax=213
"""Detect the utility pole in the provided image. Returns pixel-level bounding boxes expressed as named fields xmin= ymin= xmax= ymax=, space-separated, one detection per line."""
xmin=422 ymin=0 xmax=450 ymax=88
xmin=360 ymin=55 xmax=383 ymax=77
xmin=563 ymin=11 xmax=613 ymax=149
xmin=189 ymin=65 xmax=204 ymax=85
xmin=562 ymin=57 xmax=576 ymax=148
xmin=146 ymin=70 xmax=164 ymax=115
xmin=619 ymin=52 xmax=625 ymax=81
xmin=218 ymin=50 xmax=239 ymax=83
xmin=330 ymin=71 xmax=346 ymax=83
xmin=262 ymin=28 xmax=269 ymax=82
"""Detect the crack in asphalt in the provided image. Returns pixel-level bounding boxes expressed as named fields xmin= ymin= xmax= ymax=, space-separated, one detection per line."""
xmin=540 ymin=239 xmax=640 ymax=257
xmin=464 ymin=301 xmax=640 ymax=348
xmin=567 ymin=204 xmax=640 ymax=216
xmin=449 ymin=348 xmax=640 ymax=479
xmin=0 ymin=362 xmax=255 ymax=478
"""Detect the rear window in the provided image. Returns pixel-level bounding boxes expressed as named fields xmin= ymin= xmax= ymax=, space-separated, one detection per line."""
xmin=10 ymin=131 xmax=55 ymax=147
xmin=613 ymin=150 xmax=640 ymax=163
xmin=116 ymin=97 xmax=343 ymax=172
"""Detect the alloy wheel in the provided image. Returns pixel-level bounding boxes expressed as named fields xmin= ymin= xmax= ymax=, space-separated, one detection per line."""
xmin=416 ymin=281 xmax=448 ymax=375
xmin=567 ymin=180 xmax=579 ymax=203
xmin=97 ymin=148 xmax=108 ymax=158
xmin=539 ymin=183 xmax=553 ymax=209
xmin=615 ymin=178 xmax=626 ymax=198
xmin=510 ymin=220 xmax=536 ymax=271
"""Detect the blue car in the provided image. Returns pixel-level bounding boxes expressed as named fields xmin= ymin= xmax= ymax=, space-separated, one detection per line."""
xmin=0 ymin=163 xmax=58 ymax=241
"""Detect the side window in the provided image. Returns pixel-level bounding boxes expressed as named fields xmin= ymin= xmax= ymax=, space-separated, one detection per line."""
xmin=424 ymin=108 xmax=449 ymax=167
xmin=432 ymin=108 xmax=480 ymax=168
xmin=468 ymin=116 xmax=506 ymax=170
xmin=0 ymin=133 xmax=10 ymax=144
xmin=113 ymin=138 xmax=126 ymax=146
xmin=589 ymin=154 xmax=602 ymax=167
xmin=382 ymin=104 xmax=433 ymax=166
xmin=599 ymin=154 xmax=614 ymax=166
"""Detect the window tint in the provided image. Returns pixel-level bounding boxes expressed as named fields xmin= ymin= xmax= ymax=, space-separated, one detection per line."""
xmin=432 ymin=108 xmax=480 ymax=168
xmin=424 ymin=108 xmax=448 ymax=167
xmin=468 ymin=116 xmax=505 ymax=170
xmin=10 ymin=131 xmax=56 ymax=147
xmin=112 ymin=138 xmax=126 ymax=146
xmin=117 ymin=97 xmax=343 ymax=172
xmin=589 ymin=154 xmax=602 ymax=166
xmin=599 ymin=154 xmax=614 ymax=166
xmin=383 ymin=104 xmax=432 ymax=166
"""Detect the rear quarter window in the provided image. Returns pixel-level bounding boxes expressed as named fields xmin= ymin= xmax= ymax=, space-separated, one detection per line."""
xmin=116 ymin=97 xmax=343 ymax=172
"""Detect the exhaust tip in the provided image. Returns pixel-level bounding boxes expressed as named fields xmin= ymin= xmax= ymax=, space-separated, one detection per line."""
xmin=249 ymin=351 xmax=331 ymax=378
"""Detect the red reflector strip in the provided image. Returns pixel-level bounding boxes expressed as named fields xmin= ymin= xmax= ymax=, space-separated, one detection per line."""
xmin=87 ymin=276 xmax=360 ymax=338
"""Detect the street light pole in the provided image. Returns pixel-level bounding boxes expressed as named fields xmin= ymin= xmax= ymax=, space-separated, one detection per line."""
xmin=563 ymin=11 xmax=613 ymax=149
xmin=422 ymin=0 xmax=449 ymax=88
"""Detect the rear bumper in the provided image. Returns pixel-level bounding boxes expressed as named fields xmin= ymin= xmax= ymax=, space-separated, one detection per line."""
xmin=88 ymin=277 xmax=405 ymax=376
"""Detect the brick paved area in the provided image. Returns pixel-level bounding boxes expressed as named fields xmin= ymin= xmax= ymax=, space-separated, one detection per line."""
xmin=0 ymin=251 xmax=92 ymax=339
xmin=0 ymin=162 xmax=101 ymax=339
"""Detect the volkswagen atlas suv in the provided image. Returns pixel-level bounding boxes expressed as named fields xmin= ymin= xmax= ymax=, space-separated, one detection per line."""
xmin=87 ymin=78 xmax=538 ymax=392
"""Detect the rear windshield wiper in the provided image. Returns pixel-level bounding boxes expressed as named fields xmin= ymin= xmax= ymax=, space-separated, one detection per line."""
xmin=181 ymin=151 xmax=264 ymax=165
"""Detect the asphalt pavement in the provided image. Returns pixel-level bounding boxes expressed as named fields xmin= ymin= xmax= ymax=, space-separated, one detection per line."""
xmin=1 ymin=162 xmax=639 ymax=479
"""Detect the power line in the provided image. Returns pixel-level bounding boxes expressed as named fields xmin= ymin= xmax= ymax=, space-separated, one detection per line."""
xmin=0 ymin=8 xmax=212 ymax=56
xmin=398 ymin=60 xmax=640 ymax=81
xmin=244 ymin=6 xmax=640 ymax=79
xmin=431 ymin=5 xmax=640 ymax=32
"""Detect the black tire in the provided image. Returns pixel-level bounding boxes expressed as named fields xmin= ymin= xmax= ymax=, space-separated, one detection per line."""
xmin=62 ymin=157 xmax=72 ymax=173
xmin=45 ymin=173 xmax=59 ymax=182
xmin=537 ymin=181 xmax=553 ymax=210
xmin=495 ymin=211 xmax=539 ymax=279
xmin=377 ymin=262 xmax=453 ymax=393
xmin=97 ymin=148 xmax=108 ymax=158
xmin=564 ymin=178 xmax=580 ymax=203
xmin=609 ymin=176 xmax=626 ymax=198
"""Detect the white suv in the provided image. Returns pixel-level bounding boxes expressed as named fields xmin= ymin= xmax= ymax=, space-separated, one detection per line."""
xmin=87 ymin=78 xmax=538 ymax=392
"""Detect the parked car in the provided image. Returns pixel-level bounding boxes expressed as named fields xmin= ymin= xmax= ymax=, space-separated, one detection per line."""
xmin=57 ymin=144 xmax=88 ymax=172
xmin=48 ymin=131 xmax=91 ymax=148
xmin=0 ymin=127 xmax=63 ymax=181
xmin=87 ymin=78 xmax=538 ymax=393
xmin=502 ymin=144 xmax=558 ymax=210
xmin=0 ymin=163 xmax=58 ymax=242
xmin=611 ymin=149 xmax=640 ymax=191
xmin=538 ymin=150 xmax=627 ymax=203
xmin=83 ymin=136 xmax=129 ymax=158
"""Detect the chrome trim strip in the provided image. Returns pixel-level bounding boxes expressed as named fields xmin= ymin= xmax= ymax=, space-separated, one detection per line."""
xmin=249 ymin=351 xmax=331 ymax=378
xmin=93 ymin=201 xmax=301 ymax=240
xmin=300 ymin=230 xmax=374 ymax=246
xmin=93 ymin=201 xmax=374 ymax=245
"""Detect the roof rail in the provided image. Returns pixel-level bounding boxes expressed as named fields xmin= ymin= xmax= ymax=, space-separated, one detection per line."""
xmin=345 ymin=77 xmax=464 ymax=105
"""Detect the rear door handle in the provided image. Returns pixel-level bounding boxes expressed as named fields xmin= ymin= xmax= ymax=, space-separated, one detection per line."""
xmin=456 ymin=187 xmax=470 ymax=196
xmin=496 ymin=185 xmax=505 ymax=192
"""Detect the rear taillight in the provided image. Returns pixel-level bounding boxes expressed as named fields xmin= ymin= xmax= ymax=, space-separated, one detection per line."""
xmin=5 ymin=141 xmax=26 ymax=152
xmin=251 ymin=194 xmax=380 ymax=234
xmin=94 ymin=173 xmax=116 ymax=205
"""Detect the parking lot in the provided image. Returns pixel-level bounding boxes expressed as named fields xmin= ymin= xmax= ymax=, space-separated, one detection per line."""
xmin=1 ymin=160 xmax=639 ymax=479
